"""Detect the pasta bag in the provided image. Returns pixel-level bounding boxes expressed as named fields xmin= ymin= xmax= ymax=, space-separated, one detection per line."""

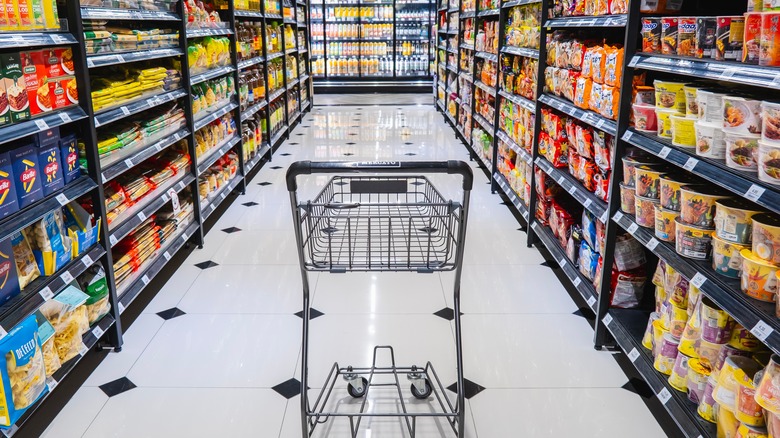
xmin=0 ymin=314 xmax=47 ymax=427
xmin=10 ymin=230 xmax=39 ymax=290
xmin=77 ymin=266 xmax=110 ymax=326
xmin=39 ymin=285 xmax=89 ymax=363
xmin=33 ymin=310 xmax=60 ymax=378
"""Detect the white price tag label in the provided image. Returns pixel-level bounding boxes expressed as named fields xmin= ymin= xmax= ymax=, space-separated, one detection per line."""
xmin=658 ymin=388 xmax=672 ymax=405
xmin=115 ymin=54 xmax=125 ymax=63
xmin=595 ymin=119 xmax=604 ymax=129
xmin=109 ymin=234 xmax=118 ymax=246
xmin=531 ymin=222 xmax=540 ymax=232
xmin=556 ymin=175 xmax=565 ymax=184
xmin=173 ymin=132 xmax=180 ymax=141
xmin=55 ymin=193 xmax=69 ymax=206
xmin=155 ymin=144 xmax=162 ymax=152
xmin=181 ymin=232 xmax=188 ymax=242
xmin=772 ymin=74 xmax=780 ymax=87
xmin=628 ymin=57 xmax=638 ymax=68
xmin=220 ymin=192 xmax=226 ymax=200
xmin=600 ymin=210 xmax=609 ymax=223
xmin=627 ymin=348 xmax=640 ymax=363
xmin=168 ymin=188 xmax=181 ymax=213
xmin=78 ymin=343 xmax=88 ymax=356
xmin=161 ymin=194 xmax=169 ymax=203
xmin=690 ymin=272 xmax=707 ymax=289
xmin=124 ymin=158 xmax=133 ymax=168
xmin=614 ymin=211 xmax=624 ymax=221
xmin=745 ymin=184 xmax=766 ymax=202
xmin=658 ymin=146 xmax=671 ymax=159
xmin=0 ymin=326 xmax=7 ymax=341
xmin=647 ymin=238 xmax=659 ymax=251
xmin=34 ymin=119 xmax=49 ymax=130
xmin=50 ymin=34 xmax=68 ymax=44
xmin=751 ymin=320 xmax=774 ymax=341
xmin=163 ymin=251 xmax=171 ymax=261
xmin=567 ymin=185 xmax=576 ymax=195
xmin=137 ymin=211 xmax=147 ymax=222
xmin=572 ymin=276 xmax=581 ymax=287
xmin=559 ymin=258 xmax=567 ymax=268
xmin=141 ymin=275 xmax=150 ymax=285
xmin=120 ymin=106 xmax=131 ymax=116
xmin=81 ymin=254 xmax=93 ymax=267
xmin=60 ymin=271 xmax=74 ymax=284
xmin=39 ymin=286 xmax=53 ymax=301
xmin=627 ymin=223 xmax=638 ymax=235
xmin=94 ymin=119 xmax=102 ymax=128
xmin=118 ymin=302 xmax=126 ymax=314
xmin=87 ymin=58 xmax=95 ymax=68
xmin=59 ymin=112 xmax=71 ymax=123
xmin=583 ymin=199 xmax=592 ymax=209
xmin=101 ymin=172 xmax=106 ymax=183
xmin=683 ymin=157 xmax=699 ymax=171
xmin=92 ymin=326 xmax=105 ymax=339
xmin=46 ymin=377 xmax=58 ymax=391
xmin=602 ymin=313 xmax=613 ymax=326
xmin=586 ymin=296 xmax=596 ymax=307
xmin=719 ymin=68 xmax=738 ymax=80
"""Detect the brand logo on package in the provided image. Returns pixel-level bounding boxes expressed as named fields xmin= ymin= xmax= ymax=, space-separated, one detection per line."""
xmin=66 ymin=152 xmax=76 ymax=169
xmin=680 ymin=23 xmax=696 ymax=32
xmin=642 ymin=22 xmax=658 ymax=31
xmin=357 ymin=161 xmax=401 ymax=167
xmin=44 ymin=162 xmax=58 ymax=178
xmin=0 ymin=259 xmax=9 ymax=280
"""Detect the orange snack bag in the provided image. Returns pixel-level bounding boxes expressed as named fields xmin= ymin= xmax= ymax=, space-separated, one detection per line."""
xmin=574 ymin=76 xmax=592 ymax=110
xmin=589 ymin=82 xmax=603 ymax=114
xmin=604 ymin=46 xmax=624 ymax=87
xmin=581 ymin=47 xmax=595 ymax=79
xmin=590 ymin=46 xmax=606 ymax=85
xmin=601 ymin=86 xmax=620 ymax=120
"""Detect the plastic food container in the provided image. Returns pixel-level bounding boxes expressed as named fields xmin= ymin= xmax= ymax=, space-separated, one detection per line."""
xmin=669 ymin=352 xmax=690 ymax=392
xmin=654 ymin=204 xmax=678 ymax=242
xmin=769 ymin=411 xmax=780 ymax=438
xmin=697 ymin=89 xmax=727 ymax=123
xmin=671 ymin=114 xmax=696 ymax=148
xmin=715 ymin=356 xmax=761 ymax=412
xmin=761 ymin=101 xmax=780 ymax=144
xmin=736 ymin=423 xmax=768 ymax=438
xmin=622 ymin=155 xmax=656 ymax=187
xmin=634 ymin=86 xmax=655 ymax=105
xmin=756 ymin=355 xmax=780 ymax=414
xmin=667 ymin=303 xmax=687 ymax=338
xmin=716 ymin=405 xmax=739 ymax=436
xmin=728 ymin=324 xmax=763 ymax=352
xmin=659 ymin=175 xmax=693 ymax=211
xmin=723 ymin=95 xmax=762 ymax=135
xmin=712 ymin=234 xmax=748 ymax=278
xmin=701 ymin=296 xmax=735 ymax=344
xmin=694 ymin=121 xmax=726 ymax=159
xmin=635 ymin=195 xmax=659 ymax=228
xmin=653 ymin=332 xmax=680 ymax=375
xmin=641 ymin=312 xmax=660 ymax=350
xmin=619 ymin=182 xmax=636 ymax=214
xmin=697 ymin=338 xmax=724 ymax=372
xmin=680 ymin=186 xmax=729 ymax=228
xmin=725 ymin=133 xmax=761 ymax=172
xmin=635 ymin=165 xmax=665 ymax=198
xmin=656 ymin=108 xmax=676 ymax=138
xmin=675 ymin=217 xmax=713 ymax=259
xmin=759 ymin=139 xmax=780 ymax=185
xmin=654 ymin=80 xmax=686 ymax=113
xmin=740 ymin=249 xmax=779 ymax=302
xmin=760 ymin=12 xmax=780 ymax=67
xmin=698 ymin=376 xmax=718 ymax=423
xmin=652 ymin=319 xmax=668 ymax=358
xmin=714 ymin=198 xmax=762 ymax=244
xmin=632 ymin=103 xmax=657 ymax=132
xmin=734 ymin=367 xmax=765 ymax=427
xmin=752 ymin=212 xmax=780 ymax=264
xmin=683 ymin=85 xmax=701 ymax=118
xmin=687 ymin=358 xmax=712 ymax=404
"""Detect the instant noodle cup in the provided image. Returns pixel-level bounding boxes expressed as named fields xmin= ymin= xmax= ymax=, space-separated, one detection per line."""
xmin=736 ymin=423 xmax=769 ymax=438
xmin=675 ymin=218 xmax=713 ymax=259
xmin=715 ymin=356 xmax=761 ymax=411
xmin=671 ymin=114 xmax=697 ymax=148
xmin=756 ymin=355 xmax=780 ymax=414
xmin=701 ymin=296 xmax=736 ymax=344
xmin=635 ymin=165 xmax=666 ymax=198
xmin=654 ymin=79 xmax=687 ymax=113
xmin=656 ymin=108 xmax=676 ymax=138
xmin=635 ymin=195 xmax=659 ymax=228
xmin=698 ymin=89 xmax=727 ymax=124
xmin=718 ymin=405 xmax=740 ymax=437
xmin=653 ymin=319 xmax=669 ymax=357
xmin=632 ymin=103 xmax=657 ymax=132
xmin=656 ymin=285 xmax=667 ymax=313
xmin=728 ymin=324 xmax=764 ymax=353
xmin=689 ymin=283 xmax=702 ymax=316
xmin=715 ymin=344 xmax=754 ymax=374
xmin=688 ymin=358 xmax=713 ymax=404
xmin=654 ymin=333 xmax=680 ymax=375
xmin=697 ymin=338 xmax=725 ymax=368
xmin=695 ymin=121 xmax=727 ymax=159
xmin=660 ymin=175 xmax=694 ymax=212
xmin=699 ymin=376 xmax=719 ymax=423
xmin=679 ymin=313 xmax=701 ymax=358
xmin=642 ymin=312 xmax=661 ymax=350
xmin=635 ymin=85 xmax=655 ymax=105
xmin=726 ymin=133 xmax=761 ymax=172
xmin=680 ymin=186 xmax=729 ymax=228
xmin=724 ymin=96 xmax=763 ymax=136
xmin=735 ymin=366 xmax=766 ymax=426
xmin=619 ymin=182 xmax=636 ymax=214
xmin=659 ymin=299 xmax=672 ymax=329
xmin=715 ymin=198 xmax=762 ymax=245
xmin=669 ymin=352 xmax=691 ymax=392
xmin=740 ymin=249 xmax=779 ymax=302
xmin=712 ymin=234 xmax=748 ymax=279
xmin=684 ymin=85 xmax=702 ymax=118
xmin=621 ymin=155 xmax=656 ymax=187
xmin=669 ymin=272 xmax=690 ymax=309
xmin=655 ymin=204 xmax=679 ymax=242
xmin=767 ymin=410 xmax=780 ymax=438
xmin=759 ymin=140 xmax=780 ymax=186
xmin=752 ymin=213 xmax=780 ymax=264
xmin=668 ymin=303 xmax=688 ymax=338
xmin=760 ymin=12 xmax=780 ymax=67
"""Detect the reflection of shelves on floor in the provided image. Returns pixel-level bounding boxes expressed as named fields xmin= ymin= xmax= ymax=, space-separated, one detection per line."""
xmin=202 ymin=177 xmax=242 ymax=220
xmin=493 ymin=172 xmax=529 ymax=222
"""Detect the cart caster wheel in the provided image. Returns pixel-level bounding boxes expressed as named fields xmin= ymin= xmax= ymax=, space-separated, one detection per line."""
xmin=410 ymin=379 xmax=433 ymax=400
xmin=347 ymin=377 xmax=369 ymax=398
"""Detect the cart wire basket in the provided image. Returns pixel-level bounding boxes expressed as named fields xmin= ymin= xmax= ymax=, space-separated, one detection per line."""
xmin=286 ymin=161 xmax=473 ymax=438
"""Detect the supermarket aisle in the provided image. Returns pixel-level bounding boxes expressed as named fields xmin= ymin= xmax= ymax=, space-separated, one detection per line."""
xmin=43 ymin=100 xmax=665 ymax=437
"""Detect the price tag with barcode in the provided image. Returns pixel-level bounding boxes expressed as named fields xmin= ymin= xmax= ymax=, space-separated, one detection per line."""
xmin=623 ymin=131 xmax=633 ymax=142
xmin=39 ymin=286 xmax=53 ymax=301
xmin=78 ymin=343 xmax=88 ymax=356
xmin=173 ymin=132 xmax=180 ymax=141
xmin=751 ymin=320 xmax=774 ymax=341
xmin=120 ymin=106 xmax=130 ymax=116
xmin=46 ymin=377 xmax=58 ymax=391
xmin=60 ymin=271 xmax=74 ymax=284
xmin=658 ymin=388 xmax=672 ymax=405
xmin=602 ymin=313 xmax=613 ymax=326
xmin=647 ymin=238 xmax=659 ymax=251
xmin=161 ymin=194 xmax=169 ymax=203
xmin=163 ymin=251 xmax=171 ymax=261
xmin=181 ymin=232 xmax=188 ymax=241
xmin=34 ymin=119 xmax=49 ymax=130
xmin=658 ymin=147 xmax=671 ymax=159
xmin=587 ymin=296 xmax=596 ymax=307
xmin=627 ymin=223 xmax=638 ymax=235
xmin=559 ymin=258 xmax=567 ymax=268
xmin=118 ymin=302 xmax=126 ymax=314
xmin=572 ymin=277 xmax=581 ymax=287
xmin=595 ymin=119 xmax=604 ymax=129
xmin=720 ymin=68 xmax=738 ymax=80
xmin=59 ymin=112 xmax=71 ymax=123
xmin=109 ymin=234 xmax=118 ymax=246
xmin=600 ymin=210 xmax=609 ymax=223
xmin=92 ymin=326 xmax=105 ymax=339
xmin=614 ymin=211 xmax=624 ymax=221
xmin=124 ymin=158 xmax=133 ymax=168
xmin=168 ymin=188 xmax=181 ymax=213
xmin=683 ymin=157 xmax=698 ymax=171
xmin=55 ymin=193 xmax=69 ymax=205
xmin=81 ymin=254 xmax=93 ymax=267
xmin=690 ymin=272 xmax=707 ymax=289
xmin=567 ymin=185 xmax=576 ymax=195
xmin=627 ymin=348 xmax=640 ymax=363
xmin=745 ymin=184 xmax=766 ymax=202
xmin=141 ymin=275 xmax=150 ymax=285
xmin=137 ymin=211 xmax=147 ymax=222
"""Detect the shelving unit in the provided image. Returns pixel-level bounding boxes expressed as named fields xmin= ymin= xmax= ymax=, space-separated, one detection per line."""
xmin=0 ymin=0 xmax=311 ymax=434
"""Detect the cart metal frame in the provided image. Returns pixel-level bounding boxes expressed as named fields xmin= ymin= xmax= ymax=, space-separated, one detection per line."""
xmin=286 ymin=161 xmax=473 ymax=438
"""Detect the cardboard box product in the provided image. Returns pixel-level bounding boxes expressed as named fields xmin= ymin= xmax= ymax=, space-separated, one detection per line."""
xmin=20 ymin=50 xmax=51 ymax=116
xmin=0 ymin=76 xmax=9 ymax=126
xmin=4 ymin=0 xmax=17 ymax=30
xmin=1 ymin=52 xmax=30 ymax=123
xmin=0 ymin=237 xmax=20 ymax=306
xmin=33 ymin=125 xmax=58 ymax=149
xmin=10 ymin=143 xmax=43 ymax=208
xmin=36 ymin=143 xmax=63 ymax=196
xmin=50 ymin=76 xmax=76 ymax=109
xmin=58 ymin=133 xmax=79 ymax=184
xmin=0 ymin=152 xmax=20 ymax=219
xmin=42 ymin=47 xmax=63 ymax=79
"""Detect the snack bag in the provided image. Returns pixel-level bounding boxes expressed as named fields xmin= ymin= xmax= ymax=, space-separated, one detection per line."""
xmin=0 ymin=314 xmax=47 ymax=427
xmin=589 ymin=46 xmax=606 ymax=84
xmin=600 ymin=86 xmax=620 ymax=120
xmin=575 ymin=124 xmax=594 ymax=158
xmin=573 ymin=76 xmax=591 ymax=110
xmin=10 ymin=230 xmax=39 ymax=290
xmin=589 ymin=82 xmax=603 ymax=114
xmin=77 ymin=266 xmax=110 ymax=325
xmin=604 ymin=46 xmax=623 ymax=87
xmin=39 ymin=285 xmax=89 ymax=363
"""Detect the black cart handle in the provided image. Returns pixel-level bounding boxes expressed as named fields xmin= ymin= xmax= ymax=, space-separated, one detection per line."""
xmin=286 ymin=161 xmax=474 ymax=192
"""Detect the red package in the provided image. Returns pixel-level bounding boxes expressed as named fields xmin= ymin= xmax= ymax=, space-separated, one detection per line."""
xmin=538 ymin=131 xmax=551 ymax=157
xmin=546 ymin=138 xmax=569 ymax=168
xmin=548 ymin=200 xmax=562 ymax=238
xmin=594 ymin=171 xmax=610 ymax=201
xmin=535 ymin=165 xmax=559 ymax=198
xmin=575 ymin=124 xmax=594 ymax=159
xmin=568 ymin=148 xmax=581 ymax=178
xmin=596 ymin=216 xmax=606 ymax=254
xmin=594 ymin=131 xmax=613 ymax=172
xmin=536 ymin=195 xmax=551 ymax=225
xmin=556 ymin=207 xmax=574 ymax=248
xmin=565 ymin=118 xmax=578 ymax=143
xmin=582 ymin=160 xmax=598 ymax=192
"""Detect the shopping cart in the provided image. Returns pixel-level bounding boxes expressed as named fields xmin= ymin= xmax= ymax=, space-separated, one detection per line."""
xmin=286 ymin=161 xmax=473 ymax=438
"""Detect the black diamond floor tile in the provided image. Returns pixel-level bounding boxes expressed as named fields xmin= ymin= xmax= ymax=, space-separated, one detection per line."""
xmin=258 ymin=181 xmax=272 ymax=186
xmin=433 ymin=307 xmax=462 ymax=321
xmin=221 ymin=227 xmax=242 ymax=234
xmin=343 ymin=152 xmax=354 ymax=156
xmin=294 ymin=308 xmax=324 ymax=320
xmin=272 ymin=378 xmax=301 ymax=399
xmin=540 ymin=260 xmax=557 ymax=268
xmin=99 ymin=377 xmax=137 ymax=397
xmin=157 ymin=307 xmax=187 ymax=320
xmin=346 ymin=142 xmax=356 ymax=145
xmin=404 ymin=142 xmax=413 ymax=145
xmin=195 ymin=260 xmax=219 ymax=270
xmin=296 ymin=133 xmax=304 ymax=136
xmin=242 ymin=201 xmax=259 ymax=207
xmin=348 ymin=133 xmax=357 ymax=136
xmin=289 ymin=142 xmax=299 ymax=145
xmin=573 ymin=307 xmax=595 ymax=320
xmin=270 ymin=166 xmax=283 ymax=170
xmin=622 ymin=378 xmax=653 ymax=398
xmin=280 ymin=153 xmax=292 ymax=156
xmin=404 ymin=152 xmax=416 ymax=156
xmin=446 ymin=379 xmax=486 ymax=399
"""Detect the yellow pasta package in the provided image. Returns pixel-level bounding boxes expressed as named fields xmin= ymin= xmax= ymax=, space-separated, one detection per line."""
xmin=0 ymin=314 xmax=47 ymax=427
xmin=10 ymin=230 xmax=39 ymax=290
xmin=39 ymin=285 xmax=89 ymax=363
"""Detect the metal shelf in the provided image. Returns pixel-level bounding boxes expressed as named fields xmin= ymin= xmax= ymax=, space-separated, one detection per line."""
xmin=94 ymin=88 xmax=187 ymax=128
xmin=193 ymin=100 xmax=239 ymax=132
xmin=473 ymin=113 xmax=494 ymax=135
xmin=0 ymin=106 xmax=86 ymax=148
xmin=235 ymin=10 xmax=264 ymax=18
xmin=501 ymin=45 xmax=539 ymax=59
xmin=538 ymin=93 xmax=617 ymax=136
xmin=498 ymin=89 xmax=535 ymax=113
xmin=493 ymin=171 xmax=529 ymax=222
xmin=101 ymin=128 xmax=190 ymax=183
xmin=186 ymin=27 xmax=234 ymax=38
xmin=266 ymin=13 xmax=284 ymax=19
xmin=302 ymin=99 xmax=311 ymax=111
xmin=241 ymin=99 xmax=268 ymax=121
xmin=196 ymin=136 xmax=241 ymax=176
xmin=87 ymin=48 xmax=183 ymax=68
xmin=190 ymin=65 xmax=236 ymax=86
xmin=474 ymin=80 xmax=496 ymax=97
xmin=623 ymin=128 xmax=780 ymax=217
xmin=502 ymin=0 xmax=541 ymax=7
xmin=477 ymin=8 xmax=499 ymax=17
xmin=202 ymin=177 xmax=242 ymax=220
xmin=288 ymin=77 xmax=301 ymax=88
xmin=270 ymin=125 xmax=289 ymax=147
xmin=460 ymin=43 xmax=474 ymax=51
xmin=268 ymin=87 xmax=285 ymax=103
xmin=237 ymin=55 xmax=265 ymax=70
xmin=267 ymin=51 xmax=285 ymax=61
xmin=535 ymin=156 xmax=608 ymax=220
xmin=475 ymin=51 xmax=498 ymax=62
xmin=285 ymin=47 xmax=297 ymax=54
xmin=459 ymin=71 xmax=473 ymax=83
xmin=245 ymin=143 xmax=272 ymax=174
xmin=81 ymin=7 xmax=179 ymax=20
xmin=496 ymin=129 xmax=532 ymax=164
xmin=0 ymin=32 xmax=76 ymax=48
xmin=460 ymin=10 xmax=475 ymax=18
xmin=630 ymin=54 xmax=780 ymax=91
xmin=544 ymin=14 xmax=627 ymax=28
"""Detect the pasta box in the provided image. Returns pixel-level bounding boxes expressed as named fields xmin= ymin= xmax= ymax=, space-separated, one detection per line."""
xmin=0 ymin=314 xmax=48 ymax=427
xmin=35 ymin=143 xmax=64 ymax=196
xmin=0 ymin=52 xmax=30 ymax=123
xmin=10 ymin=143 xmax=43 ymax=208
xmin=58 ymin=133 xmax=79 ymax=184
xmin=0 ymin=236 xmax=20 ymax=306
xmin=0 ymin=152 xmax=19 ymax=219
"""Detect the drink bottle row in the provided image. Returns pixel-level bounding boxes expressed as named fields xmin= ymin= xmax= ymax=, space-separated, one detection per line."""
xmin=312 ymin=56 xmax=429 ymax=75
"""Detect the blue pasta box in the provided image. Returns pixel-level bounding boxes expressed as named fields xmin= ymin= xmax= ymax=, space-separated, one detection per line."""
xmin=35 ymin=145 xmax=64 ymax=197
xmin=10 ymin=143 xmax=43 ymax=208
xmin=59 ymin=134 xmax=79 ymax=184
xmin=0 ymin=152 xmax=19 ymax=219
xmin=33 ymin=126 xmax=59 ymax=150
xmin=0 ymin=314 xmax=48 ymax=428
xmin=0 ymin=237 xmax=20 ymax=306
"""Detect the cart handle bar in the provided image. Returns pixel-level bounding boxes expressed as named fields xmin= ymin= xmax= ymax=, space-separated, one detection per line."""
xmin=285 ymin=160 xmax=474 ymax=192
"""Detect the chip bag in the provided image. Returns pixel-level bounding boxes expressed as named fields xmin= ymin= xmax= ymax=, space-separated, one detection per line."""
xmin=39 ymin=286 xmax=89 ymax=363
xmin=0 ymin=314 xmax=47 ymax=427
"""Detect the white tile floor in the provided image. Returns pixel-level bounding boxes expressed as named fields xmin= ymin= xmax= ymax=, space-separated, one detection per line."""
xmin=43 ymin=96 xmax=666 ymax=437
